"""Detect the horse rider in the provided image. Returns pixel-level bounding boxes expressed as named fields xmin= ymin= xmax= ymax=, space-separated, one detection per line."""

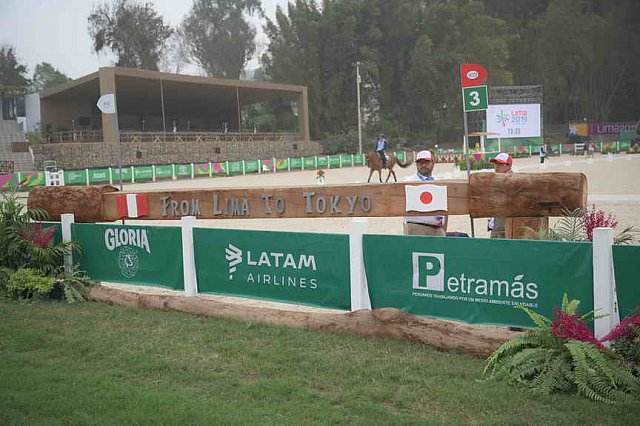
xmin=375 ymin=134 xmax=388 ymax=168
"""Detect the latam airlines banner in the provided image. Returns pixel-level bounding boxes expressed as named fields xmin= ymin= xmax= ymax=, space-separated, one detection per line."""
xmin=486 ymin=103 xmax=541 ymax=139
xmin=194 ymin=228 xmax=351 ymax=310
xmin=72 ymin=223 xmax=184 ymax=290
xmin=363 ymin=235 xmax=593 ymax=328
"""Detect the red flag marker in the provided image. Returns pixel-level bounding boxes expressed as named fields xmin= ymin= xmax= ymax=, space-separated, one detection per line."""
xmin=460 ymin=64 xmax=488 ymax=88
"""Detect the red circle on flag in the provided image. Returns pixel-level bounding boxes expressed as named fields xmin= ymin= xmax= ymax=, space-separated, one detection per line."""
xmin=420 ymin=192 xmax=433 ymax=204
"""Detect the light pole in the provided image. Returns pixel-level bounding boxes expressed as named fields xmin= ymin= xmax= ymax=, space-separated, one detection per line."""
xmin=356 ymin=61 xmax=363 ymax=155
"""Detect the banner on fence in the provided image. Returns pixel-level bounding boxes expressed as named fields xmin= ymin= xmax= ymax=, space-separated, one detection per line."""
xmin=363 ymin=235 xmax=593 ymax=328
xmin=194 ymin=228 xmax=351 ymax=310
xmin=72 ymin=223 xmax=184 ymax=290
xmin=613 ymin=245 xmax=640 ymax=319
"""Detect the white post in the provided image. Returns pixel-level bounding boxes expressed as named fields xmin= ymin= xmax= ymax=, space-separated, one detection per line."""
xmin=301 ymin=157 xmax=305 ymax=171
xmin=85 ymin=168 xmax=90 ymax=186
xmin=242 ymin=160 xmax=246 ymax=175
xmin=152 ymin=164 xmax=156 ymax=182
xmin=131 ymin=166 xmax=135 ymax=183
xmin=592 ymin=227 xmax=620 ymax=345
xmin=273 ymin=157 xmax=277 ymax=173
xmin=191 ymin=163 xmax=194 ymax=179
xmin=172 ymin=164 xmax=176 ymax=181
xmin=349 ymin=218 xmax=371 ymax=311
xmin=208 ymin=162 xmax=213 ymax=178
xmin=287 ymin=157 xmax=290 ymax=172
xmin=61 ymin=213 xmax=75 ymax=274
xmin=181 ymin=216 xmax=198 ymax=297
xmin=109 ymin=167 xmax=113 ymax=184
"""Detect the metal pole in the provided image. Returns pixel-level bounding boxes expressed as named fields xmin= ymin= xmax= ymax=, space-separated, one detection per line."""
xmin=463 ymin=111 xmax=475 ymax=237
xmin=356 ymin=61 xmax=363 ymax=155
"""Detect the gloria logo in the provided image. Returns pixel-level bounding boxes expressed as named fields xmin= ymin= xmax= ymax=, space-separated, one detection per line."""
xmin=104 ymin=228 xmax=151 ymax=278
xmin=223 ymin=243 xmax=318 ymax=289
xmin=411 ymin=252 xmax=539 ymax=302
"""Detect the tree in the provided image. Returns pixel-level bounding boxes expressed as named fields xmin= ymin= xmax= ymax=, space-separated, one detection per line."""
xmin=0 ymin=45 xmax=29 ymax=93
xmin=159 ymin=30 xmax=191 ymax=74
xmin=31 ymin=63 xmax=71 ymax=92
xmin=87 ymin=0 xmax=173 ymax=70
xmin=182 ymin=0 xmax=262 ymax=79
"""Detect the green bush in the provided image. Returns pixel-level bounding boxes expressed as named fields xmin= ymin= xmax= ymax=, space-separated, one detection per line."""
xmin=4 ymin=268 xmax=55 ymax=300
xmin=457 ymin=159 xmax=493 ymax=171
xmin=485 ymin=295 xmax=640 ymax=403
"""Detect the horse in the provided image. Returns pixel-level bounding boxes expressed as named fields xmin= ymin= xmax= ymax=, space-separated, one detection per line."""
xmin=365 ymin=151 xmax=413 ymax=183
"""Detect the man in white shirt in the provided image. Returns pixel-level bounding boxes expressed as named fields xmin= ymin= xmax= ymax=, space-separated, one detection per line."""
xmin=403 ymin=150 xmax=447 ymax=236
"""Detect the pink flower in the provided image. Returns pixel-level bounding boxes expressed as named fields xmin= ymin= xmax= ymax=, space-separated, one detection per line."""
xmin=581 ymin=204 xmax=618 ymax=241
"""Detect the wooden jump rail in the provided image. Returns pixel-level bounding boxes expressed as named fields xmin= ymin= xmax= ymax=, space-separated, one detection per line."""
xmin=28 ymin=172 xmax=587 ymax=223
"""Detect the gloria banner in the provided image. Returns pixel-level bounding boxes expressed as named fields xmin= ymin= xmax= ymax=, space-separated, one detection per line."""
xmin=194 ymin=228 xmax=351 ymax=310
xmin=364 ymin=235 xmax=593 ymax=328
xmin=487 ymin=104 xmax=541 ymax=139
xmin=72 ymin=223 xmax=184 ymax=290
xmin=613 ymin=245 xmax=640 ymax=319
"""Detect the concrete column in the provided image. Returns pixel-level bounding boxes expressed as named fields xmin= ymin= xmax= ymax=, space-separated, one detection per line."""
xmin=298 ymin=87 xmax=310 ymax=142
xmin=98 ymin=67 xmax=120 ymax=144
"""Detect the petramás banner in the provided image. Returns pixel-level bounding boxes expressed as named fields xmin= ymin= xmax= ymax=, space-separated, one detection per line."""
xmin=72 ymin=223 xmax=184 ymax=290
xmin=194 ymin=228 xmax=351 ymax=310
xmin=363 ymin=235 xmax=593 ymax=328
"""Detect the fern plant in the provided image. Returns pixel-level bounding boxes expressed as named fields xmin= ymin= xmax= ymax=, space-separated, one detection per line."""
xmin=485 ymin=294 xmax=640 ymax=403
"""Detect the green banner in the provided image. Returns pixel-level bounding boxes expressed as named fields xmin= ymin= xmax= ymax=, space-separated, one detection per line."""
xmin=134 ymin=166 xmax=154 ymax=181
xmin=328 ymin=155 xmax=341 ymax=167
xmin=154 ymin=165 xmax=173 ymax=179
xmin=303 ymin=157 xmax=317 ymax=169
xmin=364 ymin=236 xmax=593 ymax=328
xmin=175 ymin=164 xmax=192 ymax=177
xmin=194 ymin=163 xmax=210 ymax=176
xmin=88 ymin=169 xmax=110 ymax=184
xmin=227 ymin=161 xmax=242 ymax=174
xmin=340 ymin=154 xmax=353 ymax=166
xmin=354 ymin=154 xmax=365 ymax=165
xmin=194 ymin=228 xmax=351 ymax=310
xmin=111 ymin=167 xmax=132 ymax=181
xmin=289 ymin=158 xmax=303 ymax=169
xmin=317 ymin=156 xmax=329 ymax=167
xmin=72 ymin=223 xmax=184 ymax=290
xmin=244 ymin=160 xmax=260 ymax=173
xmin=276 ymin=159 xmax=289 ymax=171
xmin=64 ymin=170 xmax=86 ymax=185
xmin=613 ymin=245 xmax=640 ymax=318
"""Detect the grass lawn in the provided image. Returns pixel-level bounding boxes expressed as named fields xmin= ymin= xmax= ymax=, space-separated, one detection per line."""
xmin=1 ymin=300 xmax=639 ymax=425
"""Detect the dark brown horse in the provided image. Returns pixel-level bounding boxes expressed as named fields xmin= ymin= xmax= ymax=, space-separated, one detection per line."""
xmin=365 ymin=152 xmax=413 ymax=183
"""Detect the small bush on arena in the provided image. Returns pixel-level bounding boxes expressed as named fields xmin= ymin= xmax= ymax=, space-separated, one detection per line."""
xmin=484 ymin=294 xmax=640 ymax=403
xmin=3 ymin=268 xmax=55 ymax=300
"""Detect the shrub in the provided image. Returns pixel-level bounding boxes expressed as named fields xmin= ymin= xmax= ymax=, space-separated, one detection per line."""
xmin=484 ymin=295 xmax=640 ymax=403
xmin=4 ymin=268 xmax=55 ymax=300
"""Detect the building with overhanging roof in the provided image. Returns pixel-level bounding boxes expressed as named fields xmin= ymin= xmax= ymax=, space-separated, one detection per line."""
xmin=32 ymin=67 xmax=320 ymax=169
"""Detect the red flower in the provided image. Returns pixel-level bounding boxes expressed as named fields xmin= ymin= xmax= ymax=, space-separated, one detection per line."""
xmin=19 ymin=224 xmax=56 ymax=249
xmin=600 ymin=312 xmax=640 ymax=342
xmin=550 ymin=308 xmax=605 ymax=349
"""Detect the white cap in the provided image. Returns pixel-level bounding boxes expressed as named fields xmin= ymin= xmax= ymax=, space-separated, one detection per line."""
xmin=416 ymin=150 xmax=433 ymax=161
xmin=489 ymin=152 xmax=513 ymax=165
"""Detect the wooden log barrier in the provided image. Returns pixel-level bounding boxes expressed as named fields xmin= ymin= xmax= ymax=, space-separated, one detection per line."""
xmin=28 ymin=172 xmax=587 ymax=222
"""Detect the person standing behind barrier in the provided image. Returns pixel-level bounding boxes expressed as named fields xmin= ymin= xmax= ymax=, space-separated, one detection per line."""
xmin=403 ymin=150 xmax=447 ymax=236
xmin=487 ymin=153 xmax=513 ymax=238
xmin=539 ymin=144 xmax=546 ymax=164
xmin=375 ymin=134 xmax=387 ymax=168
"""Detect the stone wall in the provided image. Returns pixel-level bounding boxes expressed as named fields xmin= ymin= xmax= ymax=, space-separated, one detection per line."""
xmin=31 ymin=139 xmax=324 ymax=170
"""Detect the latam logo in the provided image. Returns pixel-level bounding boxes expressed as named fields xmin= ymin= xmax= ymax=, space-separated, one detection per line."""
xmin=224 ymin=243 xmax=317 ymax=280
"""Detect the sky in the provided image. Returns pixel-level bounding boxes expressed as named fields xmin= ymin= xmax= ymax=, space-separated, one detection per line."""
xmin=0 ymin=0 xmax=290 ymax=79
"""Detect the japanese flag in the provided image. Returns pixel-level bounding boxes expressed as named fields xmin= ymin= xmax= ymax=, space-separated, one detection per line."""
xmin=116 ymin=194 xmax=149 ymax=218
xmin=405 ymin=184 xmax=448 ymax=212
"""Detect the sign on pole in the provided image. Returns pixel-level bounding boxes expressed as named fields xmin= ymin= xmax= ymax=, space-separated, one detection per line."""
xmin=97 ymin=93 xmax=116 ymax=114
xmin=462 ymin=85 xmax=488 ymax=112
